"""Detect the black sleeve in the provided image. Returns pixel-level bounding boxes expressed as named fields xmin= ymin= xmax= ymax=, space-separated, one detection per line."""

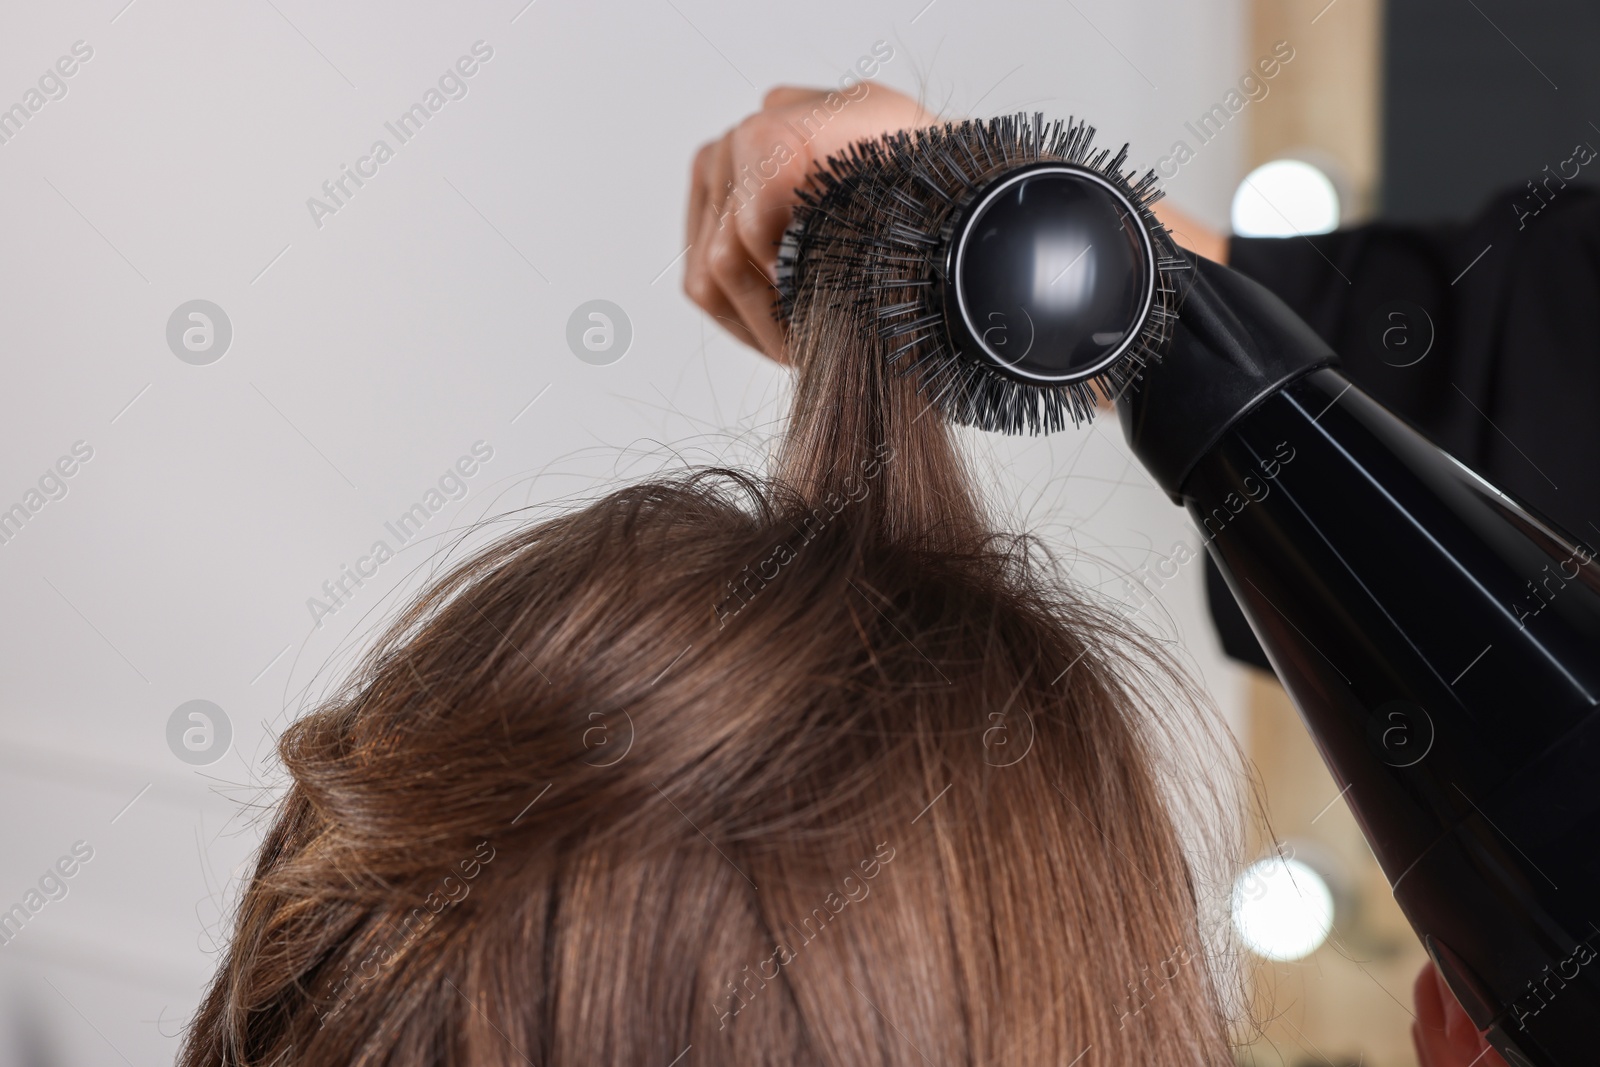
xmin=1205 ymin=182 xmax=1600 ymax=672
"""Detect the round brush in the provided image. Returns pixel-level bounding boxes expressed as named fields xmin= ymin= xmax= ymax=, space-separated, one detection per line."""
xmin=774 ymin=112 xmax=1189 ymax=433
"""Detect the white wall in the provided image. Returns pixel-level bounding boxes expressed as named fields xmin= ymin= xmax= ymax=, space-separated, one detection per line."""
xmin=0 ymin=0 xmax=1248 ymax=1060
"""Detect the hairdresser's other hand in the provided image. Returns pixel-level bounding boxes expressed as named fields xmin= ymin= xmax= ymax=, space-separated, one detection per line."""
xmin=1412 ymin=962 xmax=1508 ymax=1067
xmin=1155 ymin=201 xmax=1228 ymax=268
xmin=685 ymin=83 xmax=936 ymax=363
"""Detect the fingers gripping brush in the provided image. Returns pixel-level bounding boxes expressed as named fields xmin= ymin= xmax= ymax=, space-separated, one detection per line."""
xmin=776 ymin=113 xmax=1600 ymax=1067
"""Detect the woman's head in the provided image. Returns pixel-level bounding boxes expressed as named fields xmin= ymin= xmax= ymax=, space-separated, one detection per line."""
xmin=181 ymin=235 xmax=1243 ymax=1066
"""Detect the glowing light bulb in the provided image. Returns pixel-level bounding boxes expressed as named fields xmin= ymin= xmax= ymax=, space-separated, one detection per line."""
xmin=1231 ymin=856 xmax=1335 ymax=961
xmin=1230 ymin=159 xmax=1340 ymax=238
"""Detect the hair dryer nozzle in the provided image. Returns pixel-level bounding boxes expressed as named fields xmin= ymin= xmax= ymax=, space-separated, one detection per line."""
xmin=1115 ymin=253 xmax=1338 ymax=498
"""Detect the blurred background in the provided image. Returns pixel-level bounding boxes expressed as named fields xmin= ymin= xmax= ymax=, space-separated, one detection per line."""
xmin=0 ymin=0 xmax=1591 ymax=1063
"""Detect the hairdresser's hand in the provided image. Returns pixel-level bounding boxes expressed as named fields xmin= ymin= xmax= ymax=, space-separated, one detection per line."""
xmin=1158 ymin=201 xmax=1228 ymax=267
xmin=685 ymin=83 xmax=937 ymax=363
xmin=684 ymin=84 xmax=1228 ymax=364
xmin=1412 ymin=962 xmax=1508 ymax=1067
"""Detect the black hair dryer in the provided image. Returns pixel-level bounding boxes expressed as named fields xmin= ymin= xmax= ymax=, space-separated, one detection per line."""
xmin=1121 ymin=254 xmax=1600 ymax=1066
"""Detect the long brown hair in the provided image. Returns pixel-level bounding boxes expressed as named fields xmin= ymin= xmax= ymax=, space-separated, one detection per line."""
xmin=180 ymin=236 xmax=1245 ymax=1065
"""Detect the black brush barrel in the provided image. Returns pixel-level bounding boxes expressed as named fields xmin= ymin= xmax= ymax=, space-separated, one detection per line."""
xmin=941 ymin=162 xmax=1156 ymax=384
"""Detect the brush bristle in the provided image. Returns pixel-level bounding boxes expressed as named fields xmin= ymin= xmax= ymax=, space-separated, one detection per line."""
xmin=774 ymin=112 xmax=1187 ymax=435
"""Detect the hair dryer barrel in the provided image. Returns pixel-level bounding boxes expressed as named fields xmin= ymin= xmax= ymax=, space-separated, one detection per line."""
xmin=1125 ymin=260 xmax=1600 ymax=1067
